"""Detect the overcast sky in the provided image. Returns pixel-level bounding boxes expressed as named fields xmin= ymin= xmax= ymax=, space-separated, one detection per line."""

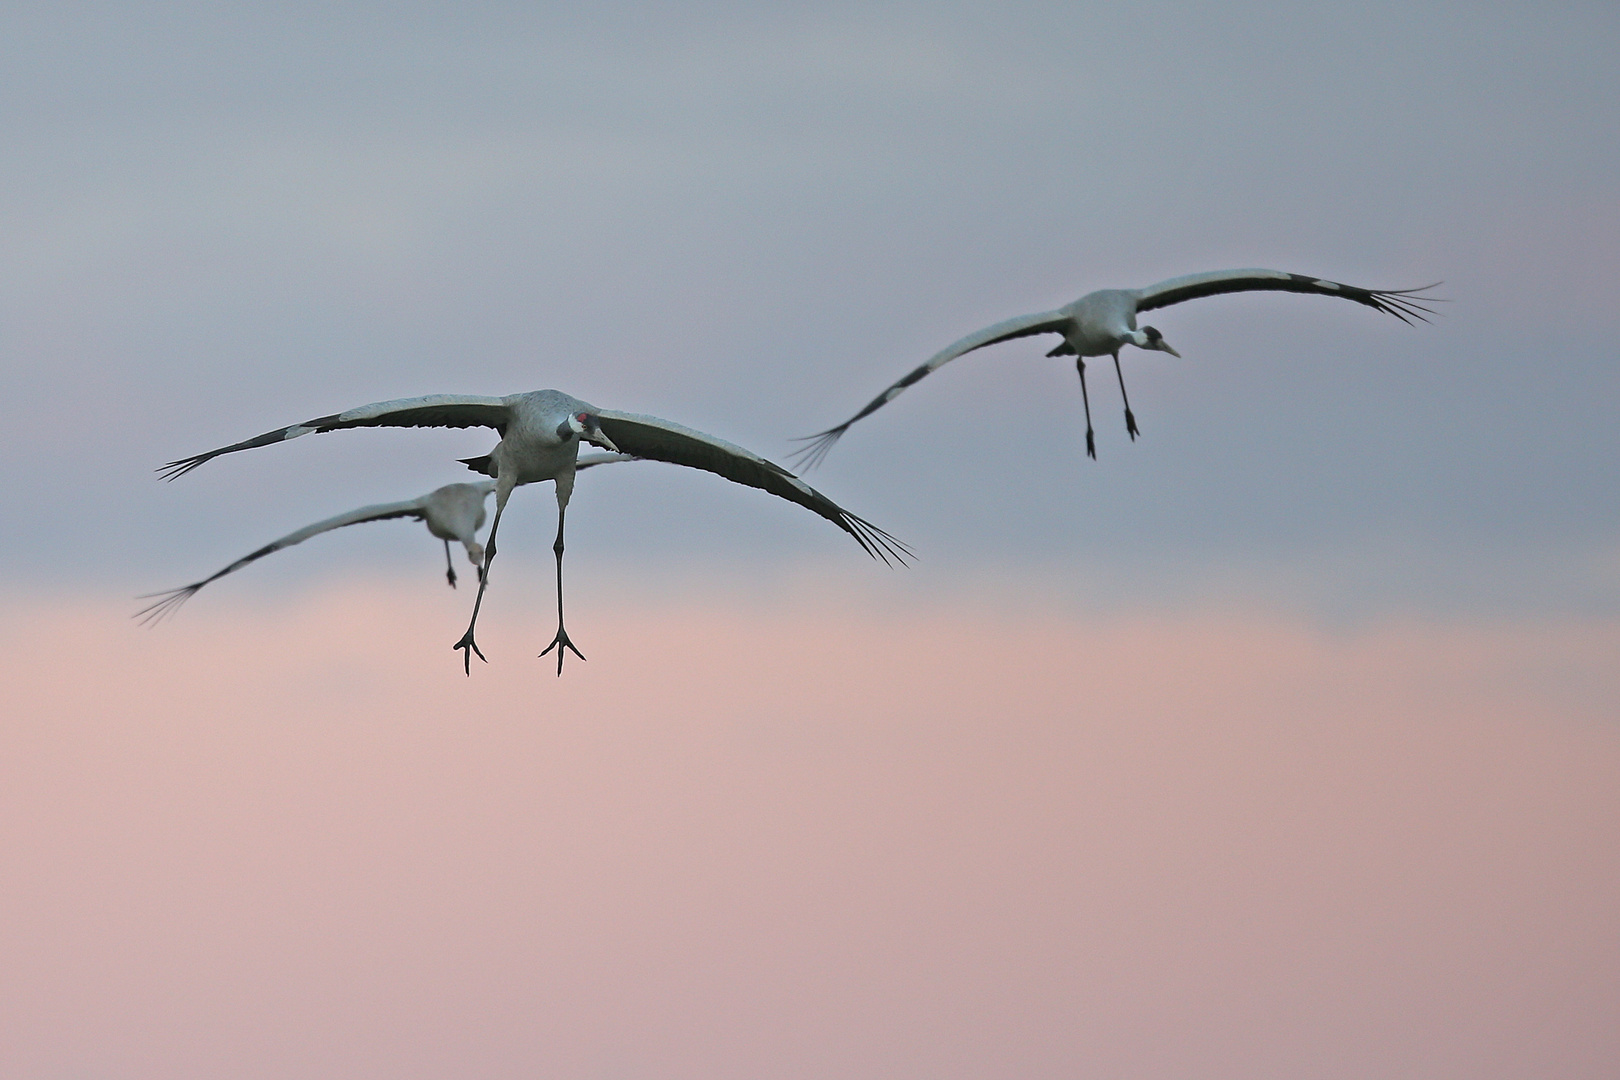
xmin=0 ymin=0 xmax=1614 ymax=617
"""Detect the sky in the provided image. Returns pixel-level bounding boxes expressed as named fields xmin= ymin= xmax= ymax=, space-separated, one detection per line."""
xmin=0 ymin=3 xmax=1616 ymax=1078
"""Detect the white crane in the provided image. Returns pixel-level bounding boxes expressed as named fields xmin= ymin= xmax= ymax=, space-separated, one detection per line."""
xmin=135 ymin=480 xmax=497 ymax=624
xmin=160 ymin=391 xmax=906 ymax=674
xmin=794 ymin=269 xmax=1439 ymax=465
xmin=136 ymin=453 xmax=638 ymax=625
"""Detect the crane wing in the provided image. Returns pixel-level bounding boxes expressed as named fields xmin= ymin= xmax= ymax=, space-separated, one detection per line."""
xmin=574 ymin=451 xmax=641 ymax=471
xmin=161 ymin=394 xmax=511 ymax=480
xmin=135 ymin=496 xmax=430 ymax=623
xmin=593 ymin=410 xmax=910 ymax=566
xmin=1135 ymin=269 xmax=1440 ymax=323
xmin=790 ymin=308 xmax=1070 ymax=468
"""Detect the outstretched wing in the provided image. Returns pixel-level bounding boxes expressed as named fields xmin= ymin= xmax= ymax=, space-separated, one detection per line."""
xmin=161 ymin=394 xmax=511 ymax=480
xmin=594 ymin=410 xmax=910 ymax=566
xmin=791 ymin=309 xmax=1071 ymax=469
xmin=135 ymin=497 xmax=429 ymax=624
xmin=1135 ymin=269 xmax=1441 ymax=324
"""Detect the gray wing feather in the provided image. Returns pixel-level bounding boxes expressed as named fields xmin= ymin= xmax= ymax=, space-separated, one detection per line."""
xmin=594 ymin=411 xmax=910 ymax=565
xmin=791 ymin=309 xmax=1070 ymax=468
xmin=136 ymin=497 xmax=429 ymax=623
xmin=161 ymin=394 xmax=511 ymax=480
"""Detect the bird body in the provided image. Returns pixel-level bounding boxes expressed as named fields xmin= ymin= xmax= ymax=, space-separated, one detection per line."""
xmin=482 ymin=389 xmax=596 ymax=488
xmin=418 ymin=481 xmax=495 ymax=563
xmin=1049 ymin=289 xmax=1147 ymax=357
xmin=162 ymin=388 xmax=905 ymax=673
xmin=794 ymin=269 xmax=1437 ymax=466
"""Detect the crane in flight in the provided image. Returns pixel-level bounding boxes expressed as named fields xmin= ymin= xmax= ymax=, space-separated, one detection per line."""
xmin=136 ymin=480 xmax=497 ymax=625
xmin=161 ymin=392 xmax=906 ymax=674
xmin=793 ymin=269 xmax=1439 ymax=465
xmin=136 ymin=454 xmax=637 ymax=625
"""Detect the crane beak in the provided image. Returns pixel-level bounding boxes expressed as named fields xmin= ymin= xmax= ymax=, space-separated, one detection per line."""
xmin=1157 ymin=341 xmax=1182 ymax=358
xmin=586 ymin=427 xmax=620 ymax=454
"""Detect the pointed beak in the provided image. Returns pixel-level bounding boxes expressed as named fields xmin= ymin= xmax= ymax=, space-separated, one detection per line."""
xmin=1158 ymin=341 xmax=1182 ymax=358
xmin=586 ymin=426 xmax=620 ymax=454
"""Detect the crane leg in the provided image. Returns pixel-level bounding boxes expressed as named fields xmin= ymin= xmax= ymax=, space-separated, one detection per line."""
xmin=443 ymin=539 xmax=457 ymax=589
xmin=538 ymin=504 xmax=585 ymax=676
xmin=452 ymin=497 xmax=507 ymax=675
xmin=1113 ymin=352 xmax=1139 ymax=440
xmin=1076 ymin=359 xmax=1097 ymax=459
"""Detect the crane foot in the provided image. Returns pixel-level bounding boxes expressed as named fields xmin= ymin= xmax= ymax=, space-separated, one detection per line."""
xmin=539 ymin=625 xmax=586 ymax=677
xmin=1085 ymin=429 xmax=1097 ymax=460
xmin=453 ymin=631 xmax=487 ymax=676
xmin=1124 ymin=409 xmax=1139 ymax=440
xmin=446 ymin=567 xmax=458 ymax=589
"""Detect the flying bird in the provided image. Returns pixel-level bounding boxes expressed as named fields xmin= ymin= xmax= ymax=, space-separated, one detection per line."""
xmin=793 ymin=269 xmax=1439 ymax=465
xmin=137 ymin=454 xmax=640 ymax=625
xmin=135 ymin=480 xmax=497 ymax=624
xmin=161 ymin=391 xmax=906 ymax=673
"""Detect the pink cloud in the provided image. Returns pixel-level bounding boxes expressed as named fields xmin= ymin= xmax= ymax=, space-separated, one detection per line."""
xmin=0 ymin=585 xmax=1615 ymax=1079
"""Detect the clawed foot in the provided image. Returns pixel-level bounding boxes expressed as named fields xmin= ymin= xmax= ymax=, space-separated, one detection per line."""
xmin=1085 ymin=429 xmax=1097 ymax=460
xmin=446 ymin=567 xmax=458 ymax=589
xmin=1124 ymin=409 xmax=1139 ymax=440
xmin=453 ymin=631 xmax=487 ymax=676
xmin=539 ymin=625 xmax=586 ymax=676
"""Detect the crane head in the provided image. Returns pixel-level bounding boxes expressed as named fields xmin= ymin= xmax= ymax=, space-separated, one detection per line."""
xmin=1139 ymin=326 xmax=1181 ymax=357
xmin=559 ymin=411 xmax=621 ymax=453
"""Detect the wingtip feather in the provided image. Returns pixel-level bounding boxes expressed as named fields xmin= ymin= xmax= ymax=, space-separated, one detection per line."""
xmin=1368 ymin=283 xmax=1446 ymax=325
xmin=157 ymin=456 xmax=207 ymax=481
xmin=133 ymin=584 xmax=202 ymax=625
xmin=840 ymin=511 xmax=913 ymax=568
xmin=788 ymin=426 xmax=849 ymax=471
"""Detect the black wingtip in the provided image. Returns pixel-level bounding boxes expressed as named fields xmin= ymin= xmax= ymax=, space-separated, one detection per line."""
xmin=840 ymin=511 xmax=914 ymax=569
xmin=132 ymin=585 xmax=202 ymax=626
xmin=1369 ymin=283 xmax=1446 ymax=325
xmin=787 ymin=426 xmax=849 ymax=471
xmin=157 ymin=456 xmax=208 ymax=482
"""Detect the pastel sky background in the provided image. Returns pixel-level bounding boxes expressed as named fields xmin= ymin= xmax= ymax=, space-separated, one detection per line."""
xmin=1 ymin=2 xmax=1616 ymax=1078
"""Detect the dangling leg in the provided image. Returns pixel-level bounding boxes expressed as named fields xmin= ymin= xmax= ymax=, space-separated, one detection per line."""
xmin=537 ymin=503 xmax=585 ymax=675
xmin=1076 ymin=358 xmax=1097 ymax=460
xmin=443 ymin=539 xmax=458 ymax=589
xmin=1112 ymin=351 xmax=1139 ymax=440
xmin=453 ymin=485 xmax=510 ymax=675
